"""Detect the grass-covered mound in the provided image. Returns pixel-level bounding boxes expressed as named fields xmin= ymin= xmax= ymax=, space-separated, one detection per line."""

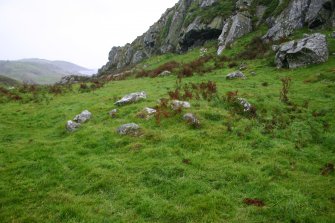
xmin=0 ymin=30 xmax=334 ymax=222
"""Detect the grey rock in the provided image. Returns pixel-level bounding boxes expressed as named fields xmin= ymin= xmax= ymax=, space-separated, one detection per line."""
xmin=226 ymin=71 xmax=246 ymax=80
xmin=200 ymin=0 xmax=217 ymax=8
xmin=180 ymin=16 xmax=223 ymax=51
xmin=236 ymin=0 xmax=253 ymax=10
xmin=250 ymin=71 xmax=256 ymax=76
xmin=115 ymin=92 xmax=147 ymax=106
xmin=117 ymin=123 xmax=141 ymax=136
xmin=73 ymin=110 xmax=92 ymax=123
xmin=275 ymin=33 xmax=329 ymax=69
xmin=109 ymin=109 xmax=118 ymax=118
xmin=132 ymin=51 xmax=147 ymax=64
xmin=159 ymin=70 xmax=172 ymax=77
xmin=332 ymin=31 xmax=335 ymax=38
xmin=66 ymin=120 xmax=81 ymax=132
xmin=171 ymin=100 xmax=191 ymax=110
xmin=57 ymin=75 xmax=91 ymax=85
xmin=255 ymin=5 xmax=267 ymax=26
xmin=137 ymin=107 xmax=157 ymax=119
xmin=217 ymin=13 xmax=252 ymax=55
xmin=263 ymin=0 xmax=334 ymax=41
xmin=183 ymin=113 xmax=200 ymax=127
xmin=237 ymin=98 xmax=252 ymax=112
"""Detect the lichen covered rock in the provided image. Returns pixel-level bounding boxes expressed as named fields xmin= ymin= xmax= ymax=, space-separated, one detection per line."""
xmin=115 ymin=92 xmax=147 ymax=106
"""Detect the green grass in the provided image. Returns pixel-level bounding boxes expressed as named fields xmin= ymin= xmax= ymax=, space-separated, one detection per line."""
xmin=1 ymin=31 xmax=335 ymax=222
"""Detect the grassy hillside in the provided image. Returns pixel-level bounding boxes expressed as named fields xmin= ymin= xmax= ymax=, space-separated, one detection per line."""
xmin=0 ymin=59 xmax=93 ymax=85
xmin=0 ymin=30 xmax=334 ymax=222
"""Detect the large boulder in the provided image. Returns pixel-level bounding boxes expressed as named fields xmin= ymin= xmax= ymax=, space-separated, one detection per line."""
xmin=117 ymin=123 xmax=141 ymax=136
xmin=274 ymin=33 xmax=329 ymax=69
xmin=115 ymin=92 xmax=147 ymax=106
xmin=217 ymin=12 xmax=252 ymax=55
xmin=73 ymin=110 xmax=92 ymax=123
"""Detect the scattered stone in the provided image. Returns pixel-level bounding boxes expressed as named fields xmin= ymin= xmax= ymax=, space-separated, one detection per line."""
xmin=109 ymin=109 xmax=118 ymax=118
xmin=239 ymin=63 xmax=248 ymax=71
xmin=66 ymin=120 xmax=81 ymax=132
xmin=226 ymin=71 xmax=246 ymax=80
xmin=115 ymin=92 xmax=147 ymax=106
xmin=237 ymin=98 xmax=252 ymax=112
xmin=274 ymin=33 xmax=329 ymax=69
xmin=158 ymin=70 xmax=171 ymax=77
xmin=250 ymin=71 xmax=256 ymax=76
xmin=73 ymin=110 xmax=92 ymax=123
xmin=183 ymin=113 xmax=201 ymax=128
xmin=171 ymin=100 xmax=191 ymax=110
xmin=117 ymin=123 xmax=141 ymax=136
xmin=137 ymin=107 xmax=157 ymax=120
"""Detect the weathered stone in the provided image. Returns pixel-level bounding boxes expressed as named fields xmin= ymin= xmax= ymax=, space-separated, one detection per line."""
xmin=66 ymin=120 xmax=80 ymax=132
xmin=236 ymin=0 xmax=253 ymax=10
xmin=237 ymin=98 xmax=252 ymax=112
xmin=57 ymin=75 xmax=91 ymax=85
xmin=115 ymin=92 xmax=147 ymax=106
xmin=117 ymin=123 xmax=141 ymax=136
xmin=159 ymin=70 xmax=171 ymax=77
xmin=217 ymin=13 xmax=252 ymax=55
xmin=274 ymin=33 xmax=329 ymax=69
xmin=137 ymin=107 xmax=157 ymax=120
xmin=171 ymin=100 xmax=191 ymax=110
xmin=183 ymin=113 xmax=200 ymax=127
xmin=73 ymin=110 xmax=92 ymax=123
xmin=200 ymin=0 xmax=217 ymax=8
xmin=109 ymin=109 xmax=118 ymax=118
xmin=263 ymin=0 xmax=334 ymax=41
xmin=132 ymin=51 xmax=147 ymax=64
xmin=226 ymin=71 xmax=246 ymax=80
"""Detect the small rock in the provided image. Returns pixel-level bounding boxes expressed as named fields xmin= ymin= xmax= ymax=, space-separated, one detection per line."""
xmin=239 ymin=64 xmax=248 ymax=71
xmin=171 ymin=100 xmax=191 ymax=110
xmin=66 ymin=120 xmax=80 ymax=132
xmin=115 ymin=92 xmax=147 ymax=106
xmin=73 ymin=110 xmax=92 ymax=123
xmin=237 ymin=98 xmax=252 ymax=112
xmin=183 ymin=113 xmax=200 ymax=128
xmin=117 ymin=123 xmax=141 ymax=136
xmin=226 ymin=71 xmax=246 ymax=80
xmin=250 ymin=71 xmax=256 ymax=76
xmin=158 ymin=70 xmax=171 ymax=77
xmin=137 ymin=107 xmax=157 ymax=119
xmin=109 ymin=109 xmax=118 ymax=118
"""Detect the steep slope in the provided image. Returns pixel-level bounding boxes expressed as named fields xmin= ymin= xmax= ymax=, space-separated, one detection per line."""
xmin=0 ymin=59 xmax=95 ymax=85
xmin=98 ymin=0 xmax=335 ymax=75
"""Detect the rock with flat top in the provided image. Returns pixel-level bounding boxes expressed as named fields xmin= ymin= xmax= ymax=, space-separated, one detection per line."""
xmin=115 ymin=92 xmax=147 ymax=106
xmin=117 ymin=123 xmax=141 ymax=136
xmin=274 ymin=33 xmax=328 ymax=69
xmin=73 ymin=110 xmax=92 ymax=123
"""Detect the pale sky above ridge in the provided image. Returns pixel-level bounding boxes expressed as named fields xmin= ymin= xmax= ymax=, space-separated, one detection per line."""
xmin=0 ymin=0 xmax=179 ymax=68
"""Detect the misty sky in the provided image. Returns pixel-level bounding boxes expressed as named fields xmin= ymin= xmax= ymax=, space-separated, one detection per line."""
xmin=0 ymin=0 xmax=179 ymax=68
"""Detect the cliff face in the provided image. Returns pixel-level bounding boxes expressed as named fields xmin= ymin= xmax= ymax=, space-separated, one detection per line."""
xmin=98 ymin=0 xmax=335 ymax=75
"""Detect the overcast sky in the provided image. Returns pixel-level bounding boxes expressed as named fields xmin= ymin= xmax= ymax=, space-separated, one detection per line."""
xmin=0 ymin=0 xmax=178 ymax=68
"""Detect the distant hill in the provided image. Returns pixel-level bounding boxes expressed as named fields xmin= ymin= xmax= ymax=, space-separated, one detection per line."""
xmin=0 ymin=75 xmax=20 ymax=87
xmin=0 ymin=59 xmax=96 ymax=85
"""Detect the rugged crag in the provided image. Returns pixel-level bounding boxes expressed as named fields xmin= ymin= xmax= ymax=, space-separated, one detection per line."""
xmin=98 ymin=0 xmax=335 ymax=75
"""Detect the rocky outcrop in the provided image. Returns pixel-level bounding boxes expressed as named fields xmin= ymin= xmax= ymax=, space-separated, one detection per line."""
xmin=115 ymin=92 xmax=147 ymax=106
xmin=263 ymin=0 xmax=335 ymax=41
xmin=179 ymin=16 xmax=224 ymax=51
xmin=274 ymin=33 xmax=329 ymax=69
xmin=217 ymin=12 xmax=252 ymax=55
